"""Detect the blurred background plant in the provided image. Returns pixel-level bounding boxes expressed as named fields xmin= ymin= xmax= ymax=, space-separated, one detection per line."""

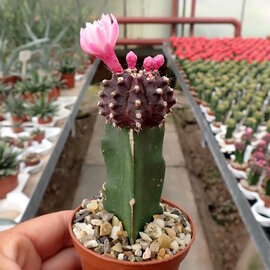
xmin=0 ymin=0 xmax=107 ymax=77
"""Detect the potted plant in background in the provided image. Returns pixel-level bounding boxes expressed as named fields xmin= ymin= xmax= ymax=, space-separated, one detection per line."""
xmin=31 ymin=128 xmax=45 ymax=143
xmin=4 ymin=93 xmax=28 ymax=124
xmin=28 ymin=95 xmax=58 ymax=124
xmin=259 ymin=167 xmax=270 ymax=208
xmin=47 ymin=75 xmax=64 ymax=101
xmin=59 ymin=57 xmax=76 ymax=89
xmin=22 ymin=152 xmax=40 ymax=167
xmin=0 ymin=142 xmax=20 ymax=199
xmin=15 ymin=72 xmax=51 ymax=103
xmin=69 ymin=14 xmax=196 ymax=270
xmin=240 ymin=151 xmax=265 ymax=196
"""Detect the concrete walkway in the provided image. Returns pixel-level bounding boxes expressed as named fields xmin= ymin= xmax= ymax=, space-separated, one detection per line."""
xmin=72 ymin=116 xmax=214 ymax=270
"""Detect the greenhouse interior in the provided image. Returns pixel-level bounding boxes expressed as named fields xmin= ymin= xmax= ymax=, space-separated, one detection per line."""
xmin=0 ymin=0 xmax=270 ymax=269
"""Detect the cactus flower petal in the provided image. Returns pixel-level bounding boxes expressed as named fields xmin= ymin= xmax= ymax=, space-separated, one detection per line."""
xmin=126 ymin=51 xmax=137 ymax=69
xmin=143 ymin=56 xmax=154 ymax=73
xmin=154 ymin=54 xmax=165 ymax=70
xmin=80 ymin=14 xmax=123 ymax=73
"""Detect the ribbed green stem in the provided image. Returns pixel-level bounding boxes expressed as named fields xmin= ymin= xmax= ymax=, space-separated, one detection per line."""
xmin=101 ymin=123 xmax=165 ymax=243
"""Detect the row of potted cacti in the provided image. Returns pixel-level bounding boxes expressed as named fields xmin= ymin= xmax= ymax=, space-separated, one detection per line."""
xmin=171 ymin=36 xmax=270 ymax=63
xmin=1 ymin=92 xmax=58 ymax=131
xmin=0 ymin=128 xmax=46 ymax=198
xmin=172 ymin=40 xmax=270 ymax=226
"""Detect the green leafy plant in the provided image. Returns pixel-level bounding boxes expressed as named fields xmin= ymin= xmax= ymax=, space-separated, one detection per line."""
xmin=3 ymin=93 xmax=26 ymax=117
xmin=59 ymin=57 xmax=76 ymax=74
xmin=15 ymin=72 xmax=51 ymax=95
xmin=0 ymin=141 xmax=20 ymax=178
xmin=28 ymin=95 xmax=58 ymax=120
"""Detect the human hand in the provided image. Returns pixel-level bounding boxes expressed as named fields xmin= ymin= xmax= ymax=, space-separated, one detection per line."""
xmin=0 ymin=210 xmax=81 ymax=270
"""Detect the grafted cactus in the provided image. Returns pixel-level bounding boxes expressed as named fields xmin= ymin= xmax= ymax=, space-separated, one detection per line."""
xmin=100 ymin=53 xmax=176 ymax=242
xmin=80 ymin=15 xmax=176 ymax=243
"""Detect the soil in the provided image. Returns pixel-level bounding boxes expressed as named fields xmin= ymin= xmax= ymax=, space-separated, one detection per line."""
xmin=173 ymin=94 xmax=249 ymax=270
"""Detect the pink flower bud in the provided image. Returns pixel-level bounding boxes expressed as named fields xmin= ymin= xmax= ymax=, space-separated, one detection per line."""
xmin=143 ymin=56 xmax=154 ymax=73
xmin=153 ymin=54 xmax=165 ymax=70
xmin=80 ymin=14 xmax=123 ymax=73
xmin=126 ymin=51 xmax=137 ymax=69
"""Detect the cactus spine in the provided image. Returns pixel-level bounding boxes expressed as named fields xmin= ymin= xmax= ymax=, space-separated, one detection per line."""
xmin=99 ymin=52 xmax=176 ymax=243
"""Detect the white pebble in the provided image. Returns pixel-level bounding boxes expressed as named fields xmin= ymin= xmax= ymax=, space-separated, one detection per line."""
xmin=175 ymin=237 xmax=185 ymax=246
xmin=132 ymin=244 xmax=142 ymax=251
xmin=164 ymin=212 xmax=179 ymax=219
xmin=179 ymin=233 xmax=185 ymax=240
xmin=83 ymin=240 xmax=98 ymax=248
xmin=139 ymin=232 xmax=152 ymax=242
xmin=142 ymin=247 xmax=152 ymax=260
xmin=118 ymin=253 xmax=124 ymax=260
xmin=110 ymin=225 xmax=121 ymax=240
xmin=170 ymin=240 xmax=179 ymax=252
xmin=91 ymin=219 xmax=103 ymax=226
xmin=153 ymin=218 xmax=165 ymax=228
xmin=135 ymin=249 xmax=142 ymax=257
xmin=185 ymin=234 xmax=191 ymax=245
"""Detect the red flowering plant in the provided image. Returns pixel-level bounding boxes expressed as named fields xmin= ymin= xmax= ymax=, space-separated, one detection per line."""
xmin=247 ymin=151 xmax=265 ymax=186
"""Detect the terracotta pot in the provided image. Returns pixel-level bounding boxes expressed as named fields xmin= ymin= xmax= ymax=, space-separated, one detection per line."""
xmin=38 ymin=117 xmax=52 ymax=124
xmin=25 ymin=159 xmax=40 ymax=167
xmin=12 ymin=115 xmax=25 ymax=124
xmin=69 ymin=198 xmax=196 ymax=270
xmin=260 ymin=194 xmax=270 ymax=208
xmin=32 ymin=133 xmax=45 ymax=144
xmin=12 ymin=126 xmax=24 ymax=134
xmin=61 ymin=73 xmax=75 ymax=89
xmin=0 ymin=75 xmax=21 ymax=87
xmin=23 ymin=93 xmax=34 ymax=103
xmin=0 ymin=173 xmax=18 ymax=199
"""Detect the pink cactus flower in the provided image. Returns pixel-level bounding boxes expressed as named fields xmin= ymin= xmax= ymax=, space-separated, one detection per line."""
xmin=153 ymin=55 xmax=165 ymax=70
xmin=80 ymin=14 xmax=123 ymax=73
xmin=143 ymin=56 xmax=154 ymax=73
xmin=126 ymin=51 xmax=137 ymax=69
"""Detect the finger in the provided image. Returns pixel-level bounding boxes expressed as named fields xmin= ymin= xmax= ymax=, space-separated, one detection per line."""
xmin=7 ymin=210 xmax=74 ymax=260
xmin=42 ymin=247 xmax=81 ymax=270
xmin=0 ymin=233 xmax=41 ymax=270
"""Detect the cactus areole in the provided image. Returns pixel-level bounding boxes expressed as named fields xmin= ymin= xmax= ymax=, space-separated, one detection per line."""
xmin=80 ymin=14 xmax=176 ymax=243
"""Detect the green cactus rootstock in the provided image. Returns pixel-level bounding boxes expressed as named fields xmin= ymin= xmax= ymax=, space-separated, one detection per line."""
xmin=102 ymin=123 xmax=165 ymax=243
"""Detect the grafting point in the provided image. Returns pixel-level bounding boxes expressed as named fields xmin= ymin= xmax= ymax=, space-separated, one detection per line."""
xmin=112 ymin=122 xmax=116 ymax=127
xmin=97 ymin=101 xmax=100 ymax=106
xmin=98 ymin=110 xmax=102 ymax=115
xmin=111 ymin=91 xmax=116 ymax=97
xmin=163 ymin=101 xmax=167 ymax=107
xmin=109 ymin=113 xmax=113 ymax=119
xmin=156 ymin=88 xmax=163 ymax=95
xmin=109 ymin=103 xmax=114 ymax=108
xmin=136 ymin=113 xmax=142 ymax=119
xmin=169 ymin=87 xmax=174 ymax=92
